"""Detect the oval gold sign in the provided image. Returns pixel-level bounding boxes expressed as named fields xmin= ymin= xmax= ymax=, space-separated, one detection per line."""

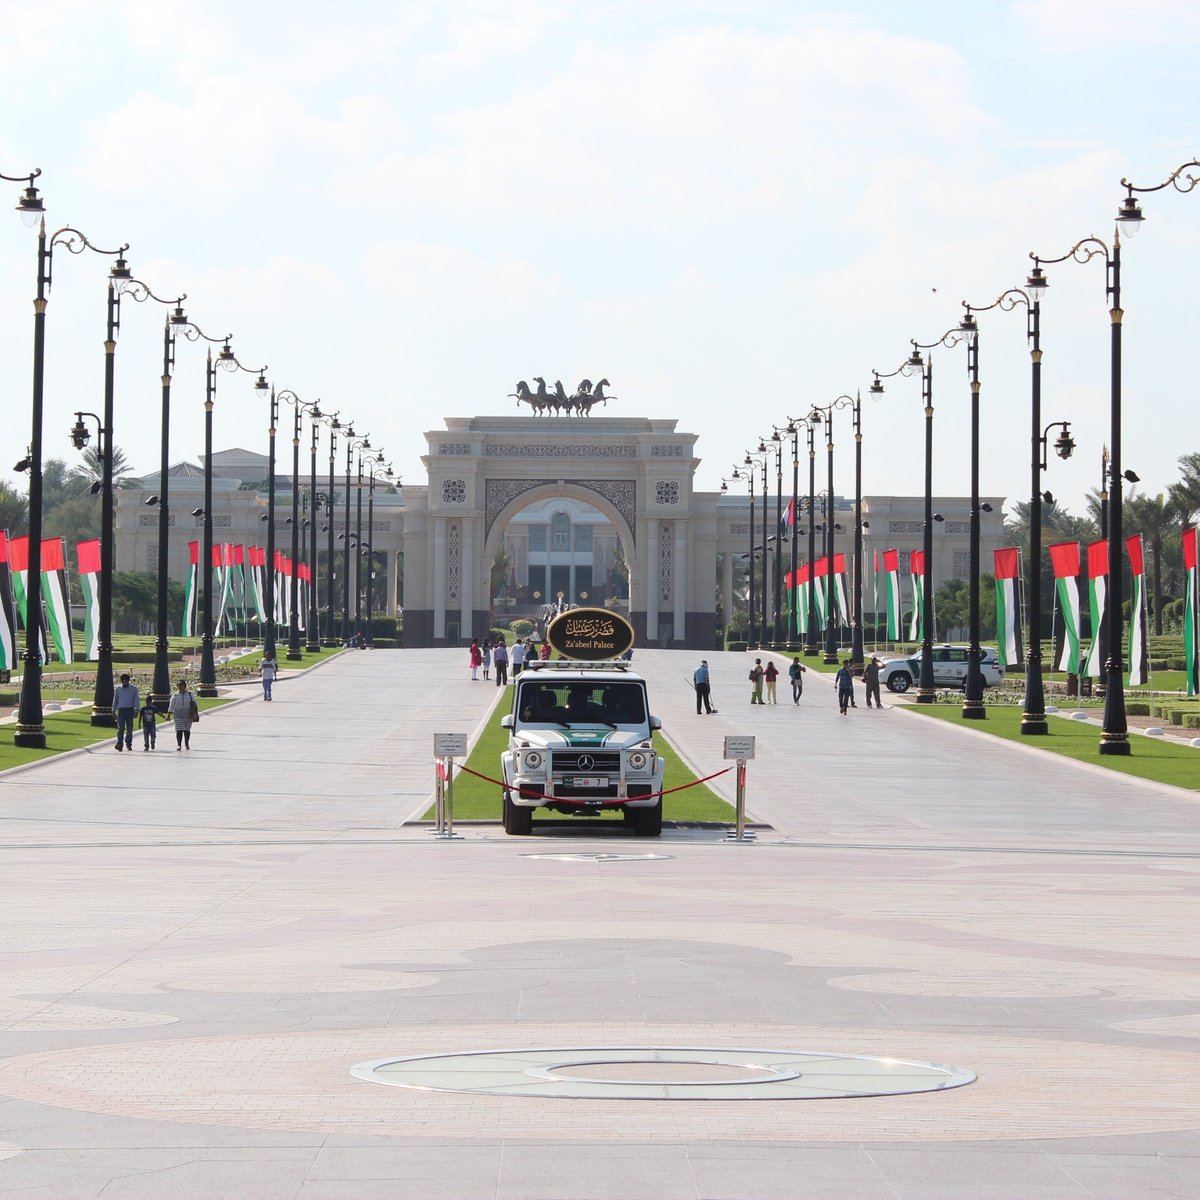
xmin=546 ymin=607 xmax=635 ymax=661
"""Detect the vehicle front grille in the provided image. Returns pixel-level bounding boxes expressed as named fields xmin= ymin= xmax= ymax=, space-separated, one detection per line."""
xmin=552 ymin=750 xmax=622 ymax=774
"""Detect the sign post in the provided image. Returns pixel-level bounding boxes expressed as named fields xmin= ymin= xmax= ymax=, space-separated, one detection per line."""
xmin=722 ymin=735 xmax=756 ymax=842
xmin=433 ymin=733 xmax=467 ymax=840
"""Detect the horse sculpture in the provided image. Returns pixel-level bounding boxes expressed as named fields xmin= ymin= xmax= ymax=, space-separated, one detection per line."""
xmin=510 ymin=376 xmax=616 ymax=416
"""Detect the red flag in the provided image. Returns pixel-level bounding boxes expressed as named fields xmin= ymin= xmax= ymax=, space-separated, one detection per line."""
xmin=833 ymin=552 xmax=846 ymax=576
xmin=188 ymin=541 xmax=199 ymax=567
xmin=211 ymin=544 xmax=222 ymax=568
xmin=1184 ymin=528 xmax=1197 ymax=572
xmin=233 ymin=544 xmax=245 ymax=566
xmin=250 ymin=546 xmax=265 ymax=568
xmin=76 ymin=539 xmax=101 ymax=575
xmin=1048 ymin=542 xmax=1080 ymax=579
xmin=911 ymin=550 xmax=925 ymax=577
xmin=814 ymin=557 xmax=828 ymax=578
xmin=41 ymin=538 xmax=66 ymax=572
xmin=1087 ymin=540 xmax=1109 ymax=579
xmin=992 ymin=547 xmax=1020 ymax=580
xmin=882 ymin=548 xmax=899 ymax=573
xmin=797 ymin=562 xmax=810 ymax=585
xmin=9 ymin=536 xmax=28 ymax=573
xmin=1126 ymin=534 xmax=1144 ymax=577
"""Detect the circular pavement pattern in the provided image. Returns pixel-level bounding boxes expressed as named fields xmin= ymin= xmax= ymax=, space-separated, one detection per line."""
xmin=351 ymin=1045 xmax=976 ymax=1099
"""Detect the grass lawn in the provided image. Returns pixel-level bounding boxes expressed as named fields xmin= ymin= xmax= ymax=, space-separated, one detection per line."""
xmin=0 ymin=696 xmax=233 ymax=772
xmin=904 ymin=703 xmax=1200 ymax=792
xmin=423 ymin=703 xmax=736 ymax=823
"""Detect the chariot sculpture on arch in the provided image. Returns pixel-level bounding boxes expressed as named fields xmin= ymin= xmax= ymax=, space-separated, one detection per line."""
xmin=510 ymin=377 xmax=617 ymax=416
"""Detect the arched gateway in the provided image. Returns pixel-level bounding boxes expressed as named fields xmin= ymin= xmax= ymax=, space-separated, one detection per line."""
xmin=401 ymin=415 xmax=717 ymax=649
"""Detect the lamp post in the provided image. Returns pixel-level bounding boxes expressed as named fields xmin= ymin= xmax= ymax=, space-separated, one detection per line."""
xmin=871 ymin=333 xmax=960 ymax=703
xmin=765 ymin=432 xmax=785 ymax=646
xmin=797 ymin=416 xmax=819 ymax=654
xmin=744 ymin=446 xmax=770 ymax=647
xmin=65 ymin=250 xmax=138 ymax=727
xmin=277 ymin=392 xmax=323 ymax=661
xmin=1032 ymin=226 xmax=1130 ymax=755
xmin=731 ymin=463 xmax=757 ymax=645
xmin=363 ymin=456 xmax=391 ymax=647
xmin=322 ymin=421 xmax=341 ymax=646
xmin=340 ymin=430 xmax=369 ymax=641
xmin=262 ymin=388 xmax=280 ymax=659
xmin=775 ymin=421 xmax=802 ymax=649
xmin=5 ymin=170 xmax=133 ymax=745
xmin=306 ymin=410 xmax=338 ymax=653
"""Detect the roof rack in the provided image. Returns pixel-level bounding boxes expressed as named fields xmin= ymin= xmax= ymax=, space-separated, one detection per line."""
xmin=523 ymin=659 xmax=630 ymax=672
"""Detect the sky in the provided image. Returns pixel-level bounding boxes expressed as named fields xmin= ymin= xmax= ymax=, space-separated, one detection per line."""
xmin=1 ymin=0 xmax=1198 ymax=521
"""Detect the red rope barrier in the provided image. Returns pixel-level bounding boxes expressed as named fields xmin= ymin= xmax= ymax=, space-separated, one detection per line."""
xmin=457 ymin=763 xmax=732 ymax=804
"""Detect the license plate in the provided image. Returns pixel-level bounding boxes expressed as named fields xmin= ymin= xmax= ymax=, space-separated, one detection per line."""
xmin=564 ymin=776 xmax=608 ymax=788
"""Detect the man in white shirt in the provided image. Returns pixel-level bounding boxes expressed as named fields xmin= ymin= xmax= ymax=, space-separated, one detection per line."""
xmin=510 ymin=639 xmax=526 ymax=677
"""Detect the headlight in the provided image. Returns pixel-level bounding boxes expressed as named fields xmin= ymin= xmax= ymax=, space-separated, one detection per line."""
xmin=523 ymin=751 xmax=543 ymax=770
xmin=628 ymin=751 xmax=648 ymax=770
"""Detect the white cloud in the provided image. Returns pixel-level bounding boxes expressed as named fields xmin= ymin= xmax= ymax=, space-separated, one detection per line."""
xmin=1014 ymin=0 xmax=1200 ymax=46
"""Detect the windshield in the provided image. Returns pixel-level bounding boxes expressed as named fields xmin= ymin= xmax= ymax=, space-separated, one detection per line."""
xmin=518 ymin=682 xmax=646 ymax=726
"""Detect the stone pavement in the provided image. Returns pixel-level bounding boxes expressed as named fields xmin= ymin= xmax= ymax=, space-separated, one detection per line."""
xmin=0 ymin=647 xmax=1197 ymax=1199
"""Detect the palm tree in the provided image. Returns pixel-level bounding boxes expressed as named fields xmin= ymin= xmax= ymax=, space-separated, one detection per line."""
xmin=68 ymin=445 xmax=132 ymax=494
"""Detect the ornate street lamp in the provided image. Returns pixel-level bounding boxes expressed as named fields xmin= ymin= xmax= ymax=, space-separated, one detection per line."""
xmin=363 ymin=455 xmax=391 ymax=647
xmin=305 ymin=409 xmax=338 ymax=653
xmin=744 ymin=446 xmax=770 ymax=647
xmin=871 ymin=331 xmax=962 ymax=703
xmin=775 ymin=421 xmax=802 ymax=649
xmin=339 ymin=429 xmax=369 ymax=641
xmin=766 ymin=431 xmax=785 ymax=646
xmin=727 ymin=465 xmax=756 ymax=645
xmin=276 ymin=392 xmax=323 ymax=660
xmin=5 ymin=167 xmax=135 ymax=744
xmin=322 ymin=417 xmax=342 ymax=647
xmin=787 ymin=415 xmax=820 ymax=654
xmin=1031 ymin=227 xmax=1130 ymax=755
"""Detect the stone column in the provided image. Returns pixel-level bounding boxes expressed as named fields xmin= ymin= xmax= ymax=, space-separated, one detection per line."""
xmin=673 ymin=519 xmax=686 ymax=642
xmin=722 ymin=548 xmax=734 ymax=636
xmin=645 ymin=521 xmax=659 ymax=644
xmin=433 ymin=518 xmax=446 ymax=641
xmin=460 ymin=516 xmax=474 ymax=639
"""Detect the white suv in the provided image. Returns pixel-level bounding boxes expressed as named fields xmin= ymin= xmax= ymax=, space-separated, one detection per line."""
xmin=499 ymin=661 xmax=665 ymax=836
xmin=879 ymin=645 xmax=1005 ymax=693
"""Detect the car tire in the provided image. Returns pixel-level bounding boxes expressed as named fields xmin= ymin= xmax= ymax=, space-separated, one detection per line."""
xmin=886 ymin=672 xmax=912 ymax=694
xmin=634 ymin=800 xmax=662 ymax=837
xmin=502 ymin=788 xmax=533 ymax=835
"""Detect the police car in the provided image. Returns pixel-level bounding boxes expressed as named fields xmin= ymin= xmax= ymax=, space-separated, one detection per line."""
xmin=878 ymin=644 xmax=1005 ymax=693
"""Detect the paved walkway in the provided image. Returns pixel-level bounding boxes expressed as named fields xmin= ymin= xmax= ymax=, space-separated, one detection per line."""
xmin=0 ymin=648 xmax=1197 ymax=1198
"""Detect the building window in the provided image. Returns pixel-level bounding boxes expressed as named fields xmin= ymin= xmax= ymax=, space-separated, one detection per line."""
xmin=552 ymin=512 xmax=570 ymax=551
xmin=574 ymin=524 xmax=592 ymax=552
xmin=528 ymin=524 xmax=547 ymax=552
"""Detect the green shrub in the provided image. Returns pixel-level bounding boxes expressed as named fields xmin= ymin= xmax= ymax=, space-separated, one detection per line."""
xmin=112 ymin=649 xmax=183 ymax=663
xmin=1185 ymin=714 xmax=1200 ymax=729
xmin=1125 ymin=702 xmax=1151 ymax=716
xmin=0 ymin=690 xmax=17 ymax=705
xmin=726 ymin=641 xmax=748 ymax=653
xmin=370 ymin=638 xmax=399 ymax=649
xmin=510 ymin=619 xmax=534 ymax=638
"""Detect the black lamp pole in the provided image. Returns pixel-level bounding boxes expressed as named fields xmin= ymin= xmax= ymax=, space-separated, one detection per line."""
xmin=354 ymin=447 xmax=367 ymax=636
xmin=363 ymin=457 xmax=391 ymax=647
xmin=758 ymin=447 xmax=769 ymax=645
xmin=802 ymin=419 xmax=818 ymax=653
xmin=263 ymin=389 xmax=279 ymax=659
xmin=323 ymin=423 xmax=341 ymax=646
xmin=1034 ymin=226 xmax=1132 ymax=755
xmin=850 ymin=392 xmax=864 ymax=667
xmin=278 ymin=392 xmax=322 ymax=661
xmin=7 ymin=171 xmax=132 ymax=745
xmin=777 ymin=421 xmax=802 ymax=649
xmin=742 ymin=462 xmax=757 ymax=646
xmin=306 ymin=413 xmax=327 ymax=653
xmin=769 ymin=434 xmax=784 ymax=646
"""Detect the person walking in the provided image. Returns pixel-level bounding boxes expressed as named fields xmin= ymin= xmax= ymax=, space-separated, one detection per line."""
xmin=764 ymin=660 xmax=779 ymax=704
xmin=863 ymin=656 xmax=883 ymax=709
xmin=693 ymin=659 xmax=717 ymax=714
xmin=113 ymin=673 xmax=139 ymax=751
xmin=137 ymin=699 xmax=158 ymax=751
xmin=788 ymin=657 xmax=806 ymax=704
xmin=168 ymin=679 xmax=199 ymax=750
xmin=748 ymin=658 xmax=765 ymax=705
xmin=260 ymin=653 xmax=277 ymax=701
xmin=539 ymin=639 xmax=551 ymax=661
xmin=835 ymin=659 xmax=855 ymax=715
xmin=493 ymin=638 xmax=509 ymax=686
xmin=510 ymin=638 xmax=525 ymax=678
xmin=482 ymin=638 xmax=492 ymax=681
xmin=469 ymin=639 xmax=482 ymax=680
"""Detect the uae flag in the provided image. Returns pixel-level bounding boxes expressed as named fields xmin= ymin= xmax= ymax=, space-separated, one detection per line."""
xmin=1081 ymin=539 xmax=1108 ymax=678
xmin=8 ymin=536 xmax=49 ymax=662
xmin=832 ymin=552 xmax=849 ymax=626
xmin=280 ymin=554 xmax=294 ymax=626
xmin=813 ymin=556 xmax=829 ymax=625
xmin=216 ymin=544 xmax=234 ymax=634
xmin=1048 ymin=542 xmax=1081 ymax=673
xmin=795 ymin=562 xmax=811 ymax=638
xmin=1183 ymin=527 xmax=1197 ymax=697
xmin=0 ymin=532 xmax=17 ymax=672
xmin=992 ymin=547 xmax=1022 ymax=666
xmin=872 ymin=550 xmax=880 ymax=628
xmin=297 ymin=561 xmax=310 ymax=632
xmin=909 ymin=550 xmax=925 ymax=641
xmin=232 ymin=544 xmax=247 ymax=629
xmin=1126 ymin=533 xmax=1148 ymax=687
xmin=783 ymin=569 xmax=796 ymax=641
xmin=247 ymin=546 xmax=266 ymax=622
xmin=76 ymin=539 xmax=102 ymax=660
xmin=182 ymin=541 xmax=199 ymax=637
xmin=780 ymin=497 xmax=796 ymax=539
xmin=40 ymin=538 xmax=73 ymax=665
xmin=882 ymin=548 xmax=901 ymax=640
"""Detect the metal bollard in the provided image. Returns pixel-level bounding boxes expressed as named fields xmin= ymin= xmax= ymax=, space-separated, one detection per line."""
xmin=722 ymin=735 xmax=756 ymax=843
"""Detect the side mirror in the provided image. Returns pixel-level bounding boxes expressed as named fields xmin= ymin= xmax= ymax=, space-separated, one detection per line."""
xmin=649 ymin=715 xmax=662 ymax=731
xmin=500 ymin=714 xmax=514 ymax=729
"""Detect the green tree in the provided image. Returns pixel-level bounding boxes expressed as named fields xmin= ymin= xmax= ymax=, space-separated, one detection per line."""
xmin=934 ymin=578 xmax=969 ymax=639
xmin=0 ymin=479 xmax=28 ymax=535
xmin=1124 ymin=491 xmax=1179 ymax=635
xmin=490 ymin=542 xmax=512 ymax=597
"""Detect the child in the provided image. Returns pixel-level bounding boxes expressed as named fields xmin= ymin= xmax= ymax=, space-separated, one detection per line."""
xmin=138 ymin=700 xmax=158 ymax=751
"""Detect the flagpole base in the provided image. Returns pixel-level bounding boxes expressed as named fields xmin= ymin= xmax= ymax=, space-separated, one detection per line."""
xmin=13 ymin=724 xmax=47 ymax=749
xmin=916 ymin=688 xmax=937 ymax=704
xmin=822 ymin=653 xmax=838 ymax=665
xmin=1098 ymin=733 xmax=1131 ymax=756
xmin=961 ymin=700 xmax=986 ymax=720
xmin=197 ymin=686 xmax=219 ymax=698
xmin=90 ymin=707 xmax=116 ymax=728
xmin=1020 ymin=715 xmax=1048 ymax=735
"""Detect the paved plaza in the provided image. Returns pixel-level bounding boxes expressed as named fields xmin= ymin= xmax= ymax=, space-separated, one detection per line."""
xmin=0 ymin=648 xmax=1198 ymax=1198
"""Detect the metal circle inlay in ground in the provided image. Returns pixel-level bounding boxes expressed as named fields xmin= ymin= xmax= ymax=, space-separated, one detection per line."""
xmin=521 ymin=852 xmax=673 ymax=862
xmin=351 ymin=1046 xmax=976 ymax=1100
